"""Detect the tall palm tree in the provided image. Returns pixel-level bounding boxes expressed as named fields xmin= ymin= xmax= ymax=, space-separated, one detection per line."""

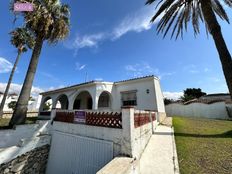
xmin=0 ymin=27 xmax=34 ymax=117
xmin=9 ymin=0 xmax=70 ymax=126
xmin=146 ymin=0 xmax=232 ymax=98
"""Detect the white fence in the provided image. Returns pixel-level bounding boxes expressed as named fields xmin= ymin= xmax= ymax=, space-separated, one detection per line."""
xmin=0 ymin=121 xmax=51 ymax=165
xmin=165 ymin=102 xmax=232 ymax=120
xmin=46 ymin=131 xmax=113 ymax=174
xmin=50 ymin=108 xmax=158 ymax=159
xmin=0 ymin=121 xmax=50 ymax=148
xmin=2 ymin=111 xmax=38 ymax=118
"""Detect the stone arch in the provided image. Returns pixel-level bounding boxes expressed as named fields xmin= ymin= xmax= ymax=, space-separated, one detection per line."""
xmin=73 ymin=91 xmax=93 ymax=110
xmin=55 ymin=94 xmax=69 ymax=109
xmin=98 ymin=91 xmax=112 ymax=109
xmin=41 ymin=96 xmax=53 ymax=111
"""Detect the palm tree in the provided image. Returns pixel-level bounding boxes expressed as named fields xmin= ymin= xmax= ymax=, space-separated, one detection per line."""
xmin=146 ymin=0 xmax=232 ymax=98
xmin=0 ymin=27 xmax=34 ymax=117
xmin=9 ymin=0 xmax=70 ymax=126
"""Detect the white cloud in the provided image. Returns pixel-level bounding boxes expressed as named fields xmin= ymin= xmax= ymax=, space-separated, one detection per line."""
xmin=40 ymin=72 xmax=63 ymax=84
xmin=125 ymin=62 xmax=158 ymax=77
xmin=204 ymin=68 xmax=210 ymax=72
xmin=48 ymin=85 xmax=65 ymax=91
xmin=209 ymin=77 xmax=221 ymax=82
xmin=75 ymin=62 xmax=86 ymax=71
xmin=66 ymin=6 xmax=159 ymax=52
xmin=0 ymin=57 xmax=13 ymax=73
xmin=94 ymin=78 xmax=103 ymax=81
xmin=0 ymin=83 xmax=44 ymax=96
xmin=112 ymin=6 xmax=156 ymax=39
xmin=125 ymin=62 xmax=174 ymax=79
xmin=163 ymin=92 xmax=183 ymax=100
xmin=183 ymin=64 xmax=200 ymax=74
xmin=184 ymin=65 xmax=213 ymax=74
xmin=69 ymin=33 xmax=107 ymax=53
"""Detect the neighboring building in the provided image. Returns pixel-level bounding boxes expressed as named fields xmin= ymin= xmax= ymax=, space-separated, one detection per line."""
xmin=39 ymin=75 xmax=165 ymax=114
xmin=200 ymin=93 xmax=231 ymax=101
xmin=0 ymin=92 xmax=41 ymax=112
xmin=0 ymin=92 xmax=18 ymax=111
xmin=28 ymin=95 xmax=42 ymax=111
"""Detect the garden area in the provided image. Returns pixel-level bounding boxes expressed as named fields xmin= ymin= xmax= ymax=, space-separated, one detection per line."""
xmin=173 ymin=117 xmax=232 ymax=174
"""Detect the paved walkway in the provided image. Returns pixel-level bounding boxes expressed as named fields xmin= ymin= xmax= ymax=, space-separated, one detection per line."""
xmin=138 ymin=123 xmax=179 ymax=174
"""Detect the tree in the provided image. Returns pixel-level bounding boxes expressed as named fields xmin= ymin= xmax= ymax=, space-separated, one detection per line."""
xmin=9 ymin=0 xmax=70 ymax=126
xmin=43 ymin=102 xmax=51 ymax=111
xmin=146 ymin=0 xmax=232 ymax=99
xmin=29 ymin=96 xmax=35 ymax=101
xmin=180 ymin=88 xmax=206 ymax=102
xmin=0 ymin=27 xmax=34 ymax=117
xmin=164 ymin=98 xmax=174 ymax=105
xmin=8 ymin=101 xmax=17 ymax=111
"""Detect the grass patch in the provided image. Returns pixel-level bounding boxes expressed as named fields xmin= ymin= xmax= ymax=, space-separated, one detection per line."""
xmin=173 ymin=116 xmax=232 ymax=174
xmin=0 ymin=117 xmax=38 ymax=128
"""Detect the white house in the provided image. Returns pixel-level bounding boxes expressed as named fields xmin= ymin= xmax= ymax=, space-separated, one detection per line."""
xmin=0 ymin=92 xmax=41 ymax=112
xmin=39 ymin=75 xmax=166 ymax=119
xmin=0 ymin=92 xmax=18 ymax=111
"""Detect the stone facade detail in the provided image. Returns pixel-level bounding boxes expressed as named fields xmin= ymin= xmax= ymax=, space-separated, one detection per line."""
xmin=0 ymin=145 xmax=49 ymax=174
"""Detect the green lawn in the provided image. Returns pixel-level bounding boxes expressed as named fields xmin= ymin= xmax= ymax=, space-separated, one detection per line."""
xmin=0 ymin=117 xmax=38 ymax=128
xmin=173 ymin=117 xmax=232 ymax=174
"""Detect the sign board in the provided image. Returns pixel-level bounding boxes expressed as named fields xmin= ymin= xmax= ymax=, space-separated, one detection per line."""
xmin=74 ymin=111 xmax=86 ymax=124
xmin=14 ymin=3 xmax=33 ymax=12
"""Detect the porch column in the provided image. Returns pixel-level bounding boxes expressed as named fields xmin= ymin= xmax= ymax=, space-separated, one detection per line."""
xmin=92 ymin=96 xmax=98 ymax=110
xmin=38 ymin=96 xmax=45 ymax=113
xmin=121 ymin=106 xmax=135 ymax=158
xmin=51 ymin=96 xmax=57 ymax=109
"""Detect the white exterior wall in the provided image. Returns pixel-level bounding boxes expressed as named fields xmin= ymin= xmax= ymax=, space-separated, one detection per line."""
xmin=39 ymin=84 xmax=98 ymax=112
xmin=95 ymin=83 xmax=114 ymax=110
xmin=113 ymin=79 xmax=158 ymax=111
xmin=39 ymin=77 xmax=166 ymax=113
xmin=166 ymin=102 xmax=232 ymax=120
xmin=154 ymin=79 xmax=165 ymax=113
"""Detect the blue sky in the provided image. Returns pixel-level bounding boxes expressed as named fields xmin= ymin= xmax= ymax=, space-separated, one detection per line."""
xmin=0 ymin=0 xmax=231 ymax=99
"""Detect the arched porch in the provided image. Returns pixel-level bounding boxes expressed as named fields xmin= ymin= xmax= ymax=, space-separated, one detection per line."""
xmin=98 ymin=91 xmax=112 ymax=110
xmin=41 ymin=96 xmax=53 ymax=111
xmin=55 ymin=94 xmax=69 ymax=110
xmin=73 ymin=91 xmax=93 ymax=110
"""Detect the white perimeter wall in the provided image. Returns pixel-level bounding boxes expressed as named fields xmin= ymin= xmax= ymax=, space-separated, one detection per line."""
xmin=52 ymin=122 xmax=123 ymax=157
xmin=0 ymin=121 xmax=50 ymax=148
xmin=50 ymin=108 xmax=159 ymax=159
xmin=132 ymin=119 xmax=158 ymax=159
xmin=166 ymin=102 xmax=232 ymax=120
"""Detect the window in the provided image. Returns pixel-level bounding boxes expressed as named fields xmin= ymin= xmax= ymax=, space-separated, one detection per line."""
xmin=121 ymin=90 xmax=137 ymax=106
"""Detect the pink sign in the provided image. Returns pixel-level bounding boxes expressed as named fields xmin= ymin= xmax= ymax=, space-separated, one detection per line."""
xmin=74 ymin=111 xmax=86 ymax=124
xmin=14 ymin=3 xmax=33 ymax=12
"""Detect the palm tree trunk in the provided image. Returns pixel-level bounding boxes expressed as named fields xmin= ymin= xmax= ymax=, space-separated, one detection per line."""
xmin=0 ymin=51 xmax=22 ymax=117
xmin=9 ymin=36 xmax=43 ymax=126
xmin=201 ymin=0 xmax=232 ymax=99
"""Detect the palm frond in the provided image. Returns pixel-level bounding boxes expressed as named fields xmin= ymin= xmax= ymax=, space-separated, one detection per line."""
xmin=10 ymin=27 xmax=35 ymax=52
xmin=11 ymin=0 xmax=70 ymax=43
xmin=146 ymin=0 xmax=231 ymax=39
